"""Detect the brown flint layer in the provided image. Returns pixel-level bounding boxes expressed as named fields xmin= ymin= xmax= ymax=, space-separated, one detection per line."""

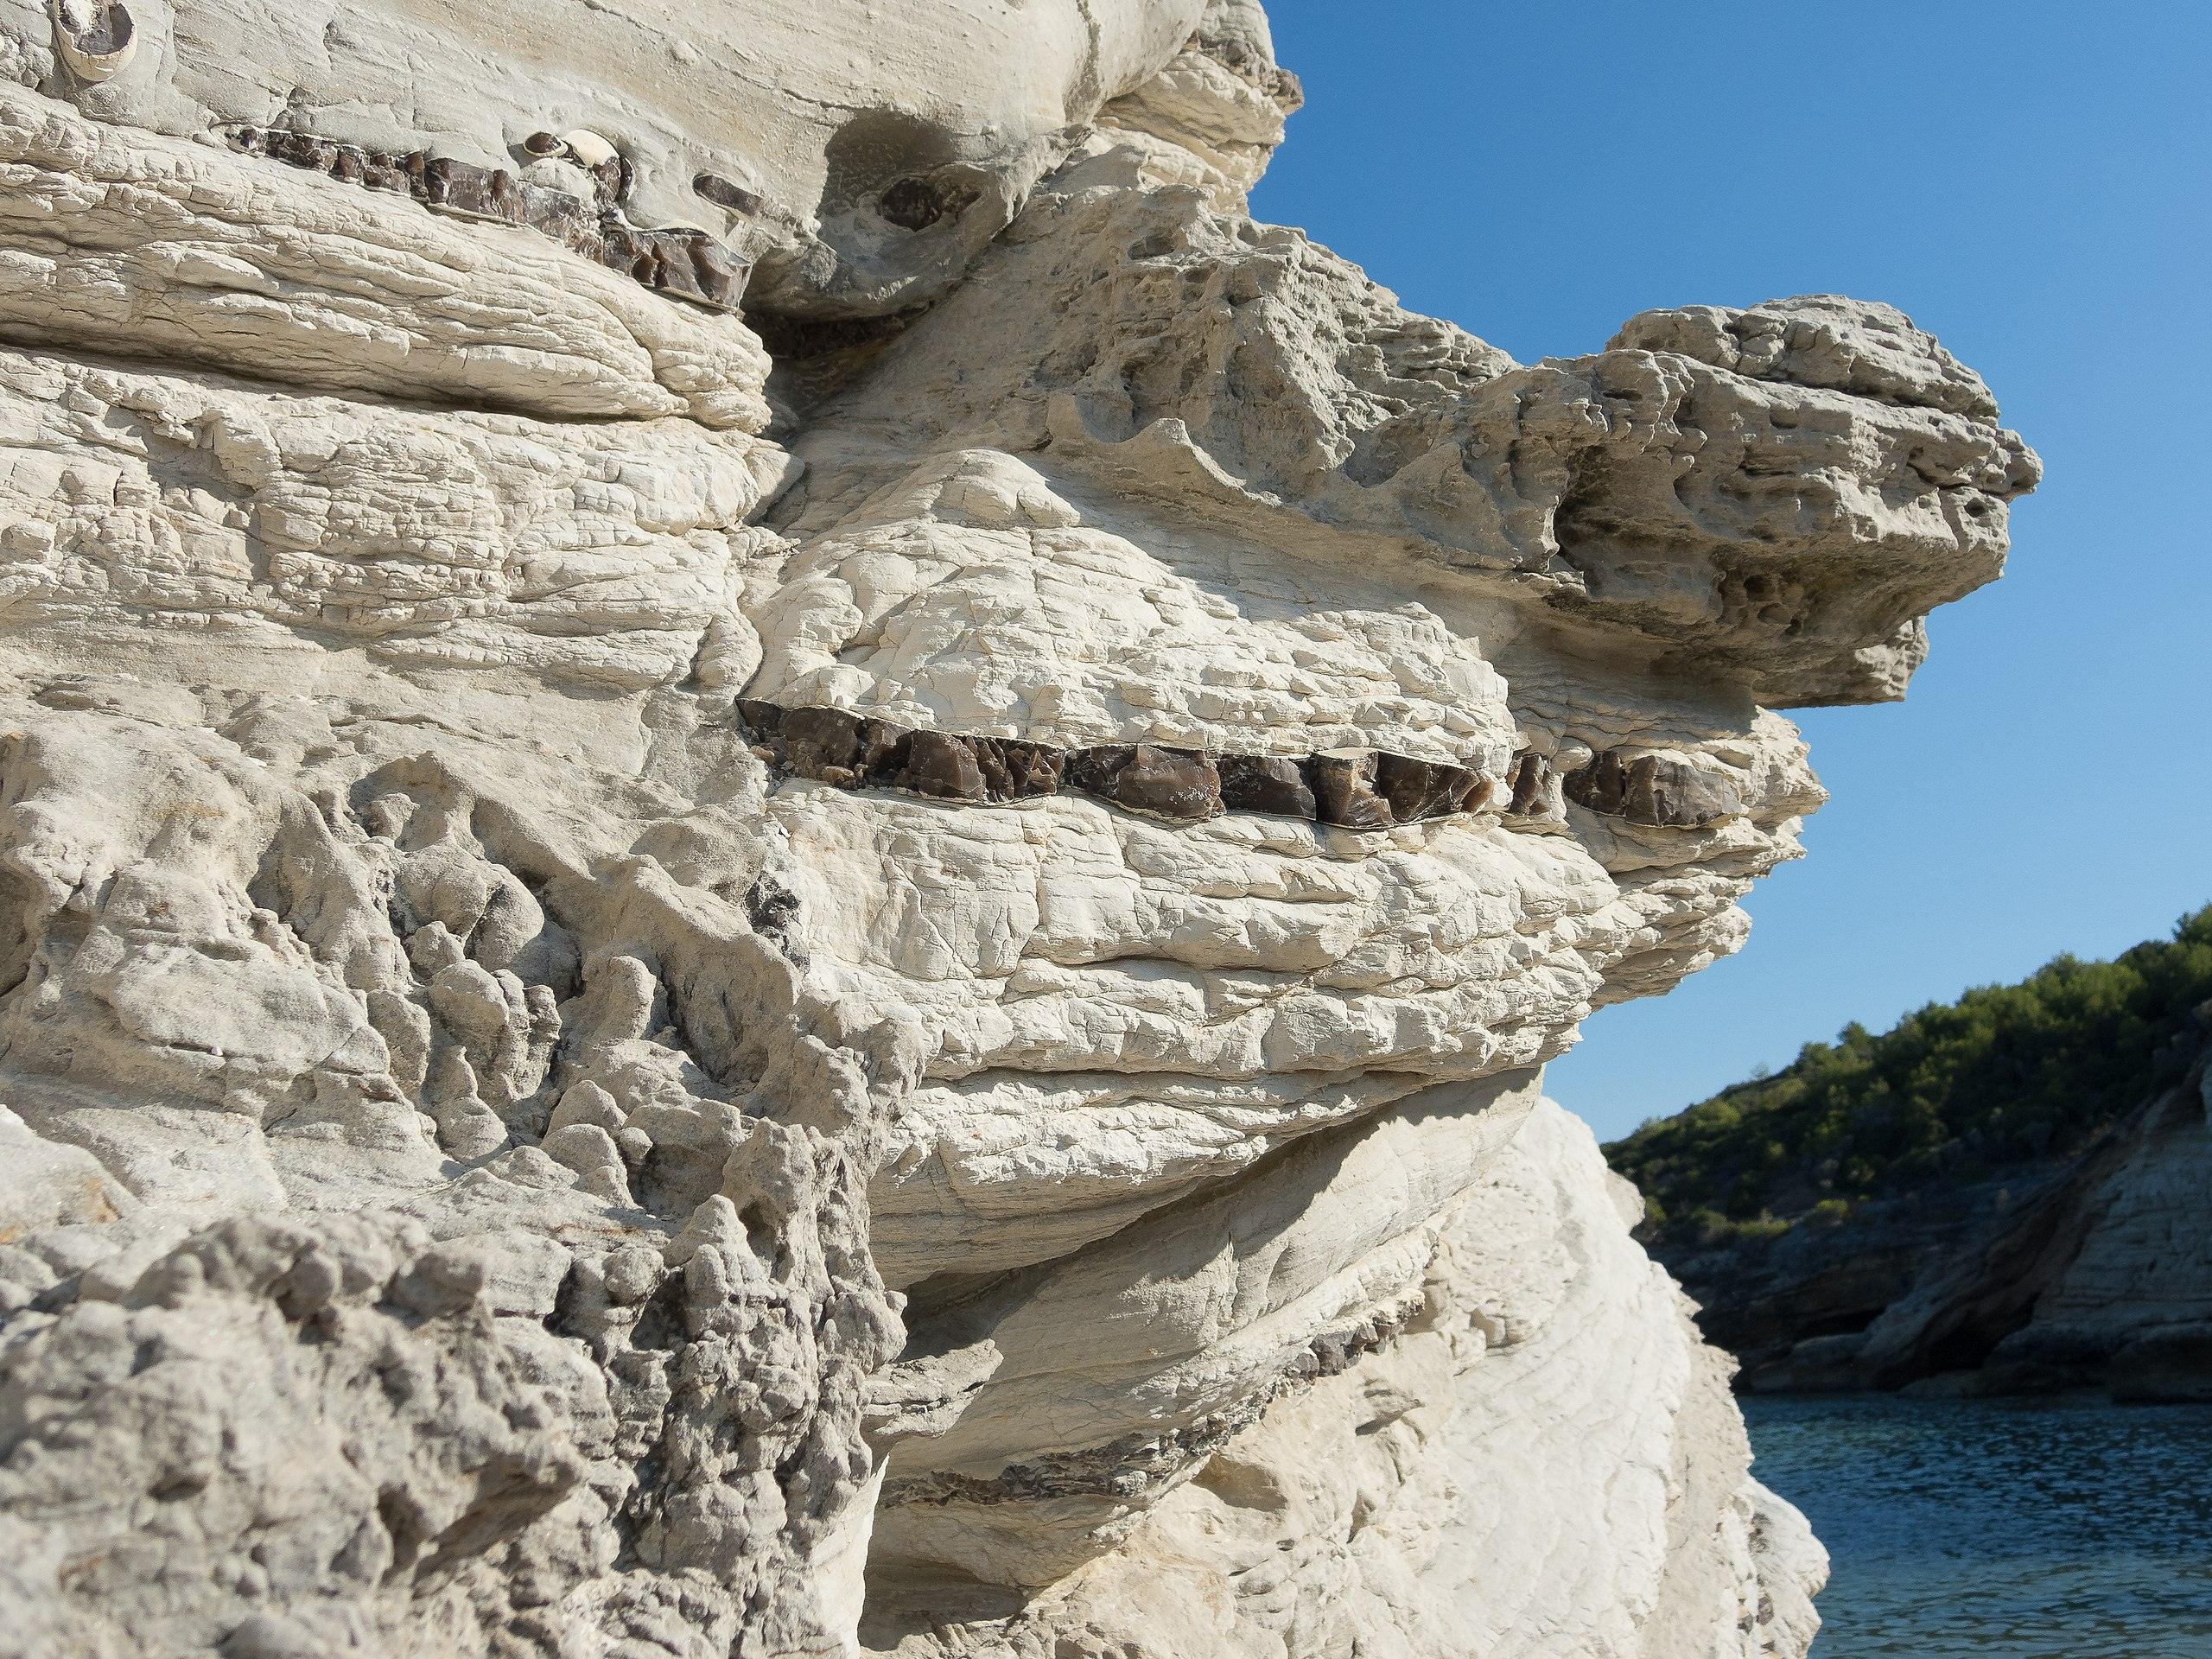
xmin=1561 ymin=749 xmax=1744 ymax=829
xmin=728 ymin=702 xmax=1738 ymax=833
xmin=226 ymin=125 xmax=751 ymax=313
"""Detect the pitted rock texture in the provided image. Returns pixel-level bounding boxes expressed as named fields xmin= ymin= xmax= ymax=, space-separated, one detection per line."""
xmin=0 ymin=3 xmax=2031 ymax=1656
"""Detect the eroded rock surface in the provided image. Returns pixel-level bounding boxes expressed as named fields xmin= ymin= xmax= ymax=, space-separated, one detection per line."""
xmin=1676 ymin=1042 xmax=2212 ymax=1402
xmin=0 ymin=3 xmax=2032 ymax=1655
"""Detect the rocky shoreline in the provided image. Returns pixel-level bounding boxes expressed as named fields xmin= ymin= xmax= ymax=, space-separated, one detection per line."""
xmin=1650 ymin=1039 xmax=2212 ymax=1402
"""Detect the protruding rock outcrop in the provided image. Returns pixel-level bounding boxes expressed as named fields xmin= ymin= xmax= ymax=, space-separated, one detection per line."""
xmin=0 ymin=3 xmax=2032 ymax=1655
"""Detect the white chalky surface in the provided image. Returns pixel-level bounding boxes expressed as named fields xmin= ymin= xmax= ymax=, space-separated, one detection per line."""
xmin=0 ymin=3 xmax=2033 ymax=1655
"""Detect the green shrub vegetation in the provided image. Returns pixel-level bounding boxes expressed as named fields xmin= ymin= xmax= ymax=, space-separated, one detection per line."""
xmin=1608 ymin=906 xmax=2212 ymax=1243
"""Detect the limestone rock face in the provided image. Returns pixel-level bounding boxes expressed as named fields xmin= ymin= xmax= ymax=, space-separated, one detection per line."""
xmin=0 ymin=3 xmax=2031 ymax=1656
xmin=1688 ymin=1043 xmax=2212 ymax=1401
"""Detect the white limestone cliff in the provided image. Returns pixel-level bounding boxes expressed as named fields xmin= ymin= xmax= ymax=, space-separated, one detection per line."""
xmin=0 ymin=3 xmax=2033 ymax=1656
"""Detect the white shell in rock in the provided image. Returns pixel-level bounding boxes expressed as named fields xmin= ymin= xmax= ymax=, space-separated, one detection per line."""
xmin=558 ymin=129 xmax=619 ymax=168
xmin=49 ymin=0 xmax=136 ymax=83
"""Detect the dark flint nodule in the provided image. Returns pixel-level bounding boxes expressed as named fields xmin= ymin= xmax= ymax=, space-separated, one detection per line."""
xmin=231 ymin=127 xmax=411 ymax=196
xmin=227 ymin=126 xmax=751 ymax=313
xmin=1505 ymin=751 xmax=1554 ymax=817
xmin=695 ymin=172 xmax=767 ymax=217
xmin=1067 ymin=745 xmax=1223 ymax=823
xmin=900 ymin=730 xmax=987 ymax=802
xmin=603 ymin=225 xmax=752 ymax=312
xmin=1563 ymin=750 xmax=1741 ymax=829
xmin=747 ymin=704 xmax=1073 ymax=808
xmin=775 ymin=705 xmax=868 ymax=785
xmin=1217 ymin=753 xmax=1318 ymax=820
xmin=735 ymin=698 xmax=784 ymax=744
xmin=735 ymin=702 xmax=1683 ymax=835
xmin=418 ymin=156 xmax=597 ymax=247
xmin=877 ymin=176 xmax=949 ymax=231
xmin=1373 ymin=753 xmax=1488 ymax=822
xmin=854 ymin=719 xmax=912 ymax=785
xmin=970 ymin=738 xmax=1065 ymax=803
xmin=1309 ymin=753 xmax=1393 ymax=829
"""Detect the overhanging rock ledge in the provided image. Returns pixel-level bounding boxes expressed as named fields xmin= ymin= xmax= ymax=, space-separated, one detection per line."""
xmin=0 ymin=3 xmax=2034 ymax=1656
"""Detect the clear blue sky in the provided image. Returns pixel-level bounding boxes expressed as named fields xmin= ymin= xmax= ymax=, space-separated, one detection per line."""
xmin=1249 ymin=2 xmax=2212 ymax=1144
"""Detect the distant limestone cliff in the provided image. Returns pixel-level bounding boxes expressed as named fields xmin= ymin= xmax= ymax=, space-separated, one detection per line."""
xmin=1613 ymin=910 xmax=2212 ymax=1399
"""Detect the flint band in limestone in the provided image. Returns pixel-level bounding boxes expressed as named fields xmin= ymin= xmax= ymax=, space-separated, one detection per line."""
xmin=737 ymin=701 xmax=1736 ymax=831
xmin=226 ymin=125 xmax=752 ymax=314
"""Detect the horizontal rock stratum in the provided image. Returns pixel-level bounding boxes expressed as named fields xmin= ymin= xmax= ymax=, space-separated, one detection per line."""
xmin=1618 ymin=912 xmax=2212 ymax=1402
xmin=0 ymin=3 xmax=2036 ymax=1656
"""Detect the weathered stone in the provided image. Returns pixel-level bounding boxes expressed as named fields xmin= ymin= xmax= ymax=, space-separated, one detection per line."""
xmin=1373 ymin=751 xmax=1490 ymax=821
xmin=1309 ymin=750 xmax=1395 ymax=828
xmin=969 ymin=737 xmax=1066 ymax=802
xmin=1067 ymin=743 xmax=1224 ymax=822
xmin=1669 ymin=1045 xmax=2212 ymax=1402
xmin=0 ymin=3 xmax=2037 ymax=1655
xmin=1565 ymin=749 xmax=1745 ymax=829
xmin=229 ymin=124 xmax=751 ymax=314
xmin=1217 ymin=752 xmax=1318 ymax=818
xmin=900 ymin=729 xmax=989 ymax=802
xmin=49 ymin=0 xmax=135 ymax=82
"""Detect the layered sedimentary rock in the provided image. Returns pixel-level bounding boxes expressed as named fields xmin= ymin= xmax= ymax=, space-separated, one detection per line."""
xmin=1675 ymin=1039 xmax=2212 ymax=1400
xmin=0 ymin=3 xmax=2033 ymax=1656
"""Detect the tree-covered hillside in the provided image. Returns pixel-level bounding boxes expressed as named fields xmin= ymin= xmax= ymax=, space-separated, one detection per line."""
xmin=1607 ymin=906 xmax=2212 ymax=1244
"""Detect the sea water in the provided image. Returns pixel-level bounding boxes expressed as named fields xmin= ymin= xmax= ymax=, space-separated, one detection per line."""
xmin=1742 ymin=1394 xmax=2212 ymax=1657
